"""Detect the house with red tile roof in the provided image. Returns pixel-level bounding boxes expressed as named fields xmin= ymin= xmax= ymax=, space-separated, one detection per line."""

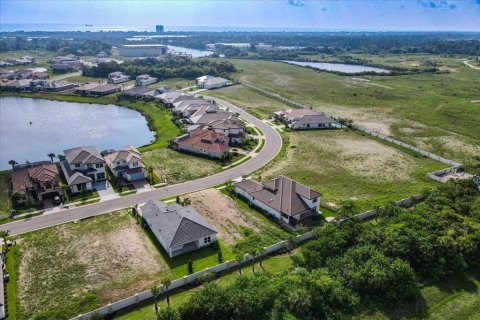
xmin=171 ymin=128 xmax=230 ymax=159
xmin=12 ymin=161 xmax=63 ymax=204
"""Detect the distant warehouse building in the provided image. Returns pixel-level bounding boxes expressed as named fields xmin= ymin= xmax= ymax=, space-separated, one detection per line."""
xmin=118 ymin=44 xmax=167 ymax=57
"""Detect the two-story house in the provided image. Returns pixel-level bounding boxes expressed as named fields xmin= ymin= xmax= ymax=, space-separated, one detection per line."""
xmin=60 ymin=146 xmax=106 ymax=194
xmin=12 ymin=161 xmax=63 ymax=205
xmin=102 ymin=146 xmax=146 ymax=182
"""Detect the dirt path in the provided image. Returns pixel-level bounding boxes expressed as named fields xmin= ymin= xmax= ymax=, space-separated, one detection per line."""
xmin=464 ymin=60 xmax=480 ymax=70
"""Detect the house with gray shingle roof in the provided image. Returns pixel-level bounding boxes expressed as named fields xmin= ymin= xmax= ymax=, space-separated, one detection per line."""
xmin=102 ymin=146 xmax=146 ymax=182
xmin=235 ymin=176 xmax=321 ymax=228
xmin=61 ymin=146 xmax=106 ymax=193
xmin=139 ymin=200 xmax=218 ymax=257
xmin=274 ymin=108 xmax=338 ymax=130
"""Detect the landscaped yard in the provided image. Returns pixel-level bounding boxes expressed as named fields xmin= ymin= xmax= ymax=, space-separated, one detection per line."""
xmin=208 ymin=84 xmax=291 ymax=119
xmin=255 ymin=129 xmax=446 ymax=212
xmin=11 ymin=210 xmax=169 ymax=319
xmin=222 ymin=58 xmax=480 ymax=161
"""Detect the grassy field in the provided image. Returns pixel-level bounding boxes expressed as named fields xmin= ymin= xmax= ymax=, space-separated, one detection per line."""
xmin=11 ymin=210 xmax=169 ymax=319
xmin=222 ymin=58 xmax=480 ymax=162
xmin=114 ymin=254 xmax=295 ymax=320
xmin=142 ymin=148 xmax=223 ymax=185
xmin=208 ymin=85 xmax=291 ymax=119
xmin=64 ymin=75 xmax=106 ymax=83
xmin=254 ymin=129 xmax=446 ymax=212
xmin=0 ymin=171 xmax=12 ymax=218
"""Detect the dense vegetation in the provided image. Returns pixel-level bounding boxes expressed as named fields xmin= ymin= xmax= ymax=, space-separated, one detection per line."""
xmin=82 ymin=57 xmax=236 ymax=80
xmin=0 ymin=36 xmax=111 ymax=55
xmin=175 ymin=179 xmax=480 ymax=319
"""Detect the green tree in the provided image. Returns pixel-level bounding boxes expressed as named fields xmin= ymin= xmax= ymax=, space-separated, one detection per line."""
xmin=157 ymin=307 xmax=180 ymax=320
xmin=225 ymin=179 xmax=235 ymax=195
xmin=338 ymin=200 xmax=357 ymax=218
xmin=0 ymin=230 xmax=9 ymax=254
xmin=187 ymin=260 xmax=194 ymax=274
xmin=161 ymin=276 xmax=172 ymax=307
xmin=150 ymin=285 xmax=160 ymax=315
xmin=8 ymin=160 xmax=18 ymax=170
xmin=47 ymin=153 xmax=55 ymax=162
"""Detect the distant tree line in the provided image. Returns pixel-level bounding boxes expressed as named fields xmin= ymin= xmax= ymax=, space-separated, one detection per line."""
xmin=0 ymin=36 xmax=111 ymax=55
xmin=174 ymin=179 xmax=480 ymax=319
xmin=82 ymin=56 xmax=236 ymax=80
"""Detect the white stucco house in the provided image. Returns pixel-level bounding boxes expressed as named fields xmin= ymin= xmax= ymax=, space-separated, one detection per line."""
xmin=196 ymin=75 xmax=230 ymax=89
xmin=102 ymin=146 xmax=146 ymax=182
xmin=139 ymin=200 xmax=218 ymax=257
xmin=61 ymin=146 xmax=106 ymax=194
xmin=235 ymin=176 xmax=321 ymax=228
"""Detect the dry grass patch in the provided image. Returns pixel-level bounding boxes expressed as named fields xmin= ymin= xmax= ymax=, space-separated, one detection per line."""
xmin=16 ymin=210 xmax=168 ymax=319
xmin=258 ymin=130 xmax=445 ymax=211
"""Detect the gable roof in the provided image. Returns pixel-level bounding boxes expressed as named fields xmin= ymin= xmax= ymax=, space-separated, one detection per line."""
xmin=207 ymin=117 xmax=243 ymax=130
xmin=103 ymin=146 xmax=143 ymax=166
xmin=60 ymin=160 xmax=93 ymax=186
xmin=237 ymin=176 xmax=321 ymax=217
xmin=12 ymin=162 xmax=59 ymax=195
xmin=64 ymin=146 xmax=104 ymax=165
xmin=176 ymin=128 xmax=230 ymax=154
xmin=140 ymin=200 xmax=217 ymax=249
xmin=294 ymin=114 xmax=337 ymax=125
xmin=191 ymin=111 xmax=235 ymax=125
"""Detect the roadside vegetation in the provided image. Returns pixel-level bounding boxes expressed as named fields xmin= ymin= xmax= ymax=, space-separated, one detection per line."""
xmin=0 ymin=171 xmax=12 ymax=219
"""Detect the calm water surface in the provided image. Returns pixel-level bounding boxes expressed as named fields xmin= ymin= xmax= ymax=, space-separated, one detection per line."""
xmin=282 ymin=60 xmax=391 ymax=73
xmin=0 ymin=97 xmax=154 ymax=170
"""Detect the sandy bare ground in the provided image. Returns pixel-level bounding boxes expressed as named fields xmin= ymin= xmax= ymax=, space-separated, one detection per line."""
xmin=17 ymin=211 xmax=168 ymax=316
xmin=188 ymin=189 xmax=262 ymax=245
xmin=464 ymin=60 xmax=480 ymax=70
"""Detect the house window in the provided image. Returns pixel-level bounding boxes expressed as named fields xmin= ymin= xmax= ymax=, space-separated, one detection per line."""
xmin=133 ymin=162 xmax=138 ymax=167
xmin=87 ymin=164 xmax=92 ymax=168
xmin=312 ymin=198 xmax=317 ymax=203
xmin=204 ymin=236 xmax=211 ymax=244
xmin=96 ymin=163 xmax=103 ymax=168
xmin=116 ymin=161 xmax=121 ymax=165
xmin=75 ymin=164 xmax=81 ymax=168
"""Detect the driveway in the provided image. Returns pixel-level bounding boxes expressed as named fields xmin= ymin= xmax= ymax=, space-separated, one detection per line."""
xmin=93 ymin=180 xmax=118 ymax=201
xmin=0 ymin=97 xmax=282 ymax=236
xmin=131 ymin=179 xmax=152 ymax=193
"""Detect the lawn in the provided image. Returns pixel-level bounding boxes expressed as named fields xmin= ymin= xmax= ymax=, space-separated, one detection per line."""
xmin=11 ymin=210 xmax=169 ymax=320
xmin=221 ymin=58 xmax=480 ymax=161
xmin=255 ymin=129 xmax=446 ymax=212
xmin=64 ymin=75 xmax=106 ymax=83
xmin=114 ymin=254 xmax=295 ymax=320
xmin=208 ymin=84 xmax=291 ymax=119
xmin=0 ymin=171 xmax=12 ymax=218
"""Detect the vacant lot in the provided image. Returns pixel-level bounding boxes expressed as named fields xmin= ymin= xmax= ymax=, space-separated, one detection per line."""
xmin=0 ymin=171 xmax=12 ymax=218
xmin=143 ymin=148 xmax=223 ymax=185
xmin=223 ymin=58 xmax=480 ymax=161
xmin=209 ymin=85 xmax=291 ymax=119
xmin=257 ymin=129 xmax=446 ymax=211
xmin=187 ymin=188 xmax=289 ymax=248
xmin=15 ymin=210 xmax=168 ymax=319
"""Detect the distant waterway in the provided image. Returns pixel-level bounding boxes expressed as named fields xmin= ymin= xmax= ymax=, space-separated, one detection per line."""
xmin=0 ymin=97 xmax=154 ymax=170
xmin=281 ymin=60 xmax=391 ymax=74
xmin=167 ymin=45 xmax=214 ymax=58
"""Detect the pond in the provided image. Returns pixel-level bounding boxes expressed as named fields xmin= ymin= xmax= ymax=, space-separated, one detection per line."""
xmin=0 ymin=97 xmax=155 ymax=170
xmin=167 ymin=45 xmax=214 ymax=58
xmin=281 ymin=60 xmax=391 ymax=74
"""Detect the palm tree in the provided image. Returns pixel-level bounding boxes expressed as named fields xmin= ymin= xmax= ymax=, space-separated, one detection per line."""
xmin=338 ymin=200 xmax=357 ymax=219
xmin=8 ymin=160 xmax=18 ymax=170
xmin=235 ymin=252 xmax=244 ymax=275
xmin=47 ymin=153 xmax=55 ymax=162
xmin=147 ymin=165 xmax=154 ymax=184
xmin=0 ymin=230 xmax=10 ymax=254
xmin=251 ymin=249 xmax=260 ymax=274
xmin=161 ymin=276 xmax=172 ymax=307
xmin=150 ymin=285 xmax=160 ymax=315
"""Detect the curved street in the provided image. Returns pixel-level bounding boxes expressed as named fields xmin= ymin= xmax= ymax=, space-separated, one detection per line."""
xmin=0 ymin=96 xmax=282 ymax=236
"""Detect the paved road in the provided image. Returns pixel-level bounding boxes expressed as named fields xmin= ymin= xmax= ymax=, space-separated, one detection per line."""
xmin=0 ymin=97 xmax=282 ymax=235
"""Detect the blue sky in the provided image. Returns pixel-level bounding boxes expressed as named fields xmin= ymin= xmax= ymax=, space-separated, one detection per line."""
xmin=1 ymin=0 xmax=480 ymax=32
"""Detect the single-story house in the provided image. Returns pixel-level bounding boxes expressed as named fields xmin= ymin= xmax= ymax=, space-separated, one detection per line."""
xmin=12 ymin=161 xmax=63 ymax=204
xmin=75 ymin=82 xmax=102 ymax=95
xmin=197 ymin=76 xmax=230 ymax=90
xmin=51 ymin=54 xmax=81 ymax=71
xmin=172 ymin=128 xmax=230 ymax=159
xmin=121 ymin=86 xmax=153 ymax=99
xmin=139 ymin=200 xmax=217 ymax=257
xmin=235 ymin=176 xmax=321 ymax=228
xmin=158 ymin=91 xmax=193 ymax=107
xmin=102 ymin=146 xmax=146 ymax=182
xmin=291 ymin=114 xmax=338 ymax=130
xmin=61 ymin=146 xmax=106 ymax=193
xmin=274 ymin=108 xmax=320 ymax=123
xmin=44 ymin=80 xmax=77 ymax=92
xmin=0 ymin=79 xmax=31 ymax=91
xmin=83 ymin=83 xmax=121 ymax=97
xmin=135 ymin=74 xmax=158 ymax=86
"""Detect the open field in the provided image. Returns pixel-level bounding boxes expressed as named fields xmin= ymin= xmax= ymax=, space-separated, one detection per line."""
xmin=142 ymin=148 xmax=223 ymax=185
xmin=208 ymin=85 xmax=291 ymax=119
xmin=255 ymin=129 xmax=446 ymax=212
xmin=223 ymin=58 xmax=480 ymax=162
xmin=0 ymin=171 xmax=12 ymax=218
xmin=115 ymin=254 xmax=295 ymax=320
xmin=64 ymin=75 xmax=107 ymax=83
xmin=187 ymin=188 xmax=290 ymax=248
xmin=12 ymin=210 xmax=168 ymax=319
